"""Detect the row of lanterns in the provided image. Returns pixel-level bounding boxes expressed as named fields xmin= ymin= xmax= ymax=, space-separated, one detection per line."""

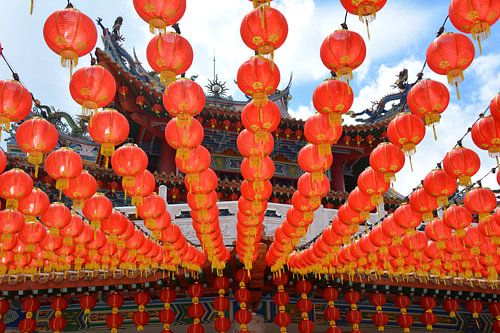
xmin=266 ymin=17 xmax=368 ymax=272
xmin=235 ymin=0 xmax=288 ymax=271
xmin=6 ymin=289 xmax=500 ymax=333
xmin=133 ymin=0 xmax=229 ymax=270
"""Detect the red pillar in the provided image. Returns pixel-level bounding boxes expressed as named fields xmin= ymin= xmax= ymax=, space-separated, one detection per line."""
xmin=158 ymin=141 xmax=176 ymax=174
xmin=331 ymin=154 xmax=345 ymax=192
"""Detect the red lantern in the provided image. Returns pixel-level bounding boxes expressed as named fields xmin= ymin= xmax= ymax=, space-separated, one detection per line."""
xmin=16 ymin=117 xmax=59 ymax=177
xmin=443 ymin=298 xmax=460 ymax=318
xmin=409 ymin=188 xmax=438 ymax=222
xmin=165 ymin=118 xmax=204 ymax=155
xmin=79 ymin=294 xmax=97 ymax=316
xmin=106 ymin=313 xmax=124 ymax=333
xmin=0 ymin=168 xmax=34 ymax=209
xmin=49 ymin=316 xmax=67 ymax=333
xmin=111 ymin=144 xmax=149 ymax=185
xmin=471 ymin=116 xmax=500 ymax=159
xmin=88 ymin=109 xmax=129 ymax=167
xmin=464 ymin=187 xmax=497 ymax=222
xmin=40 ymin=203 xmax=71 ymax=235
xmin=443 ymin=146 xmax=481 ymax=186
xmin=0 ymin=80 xmax=33 ymax=135
xmin=357 ymin=167 xmax=390 ymax=206
xmin=237 ymin=56 xmax=280 ymax=105
xmin=63 ymin=171 xmax=97 ymax=209
xmin=312 ymin=79 xmax=353 ymax=126
xmin=146 ymin=33 xmax=193 ymax=85
xmin=133 ymin=0 xmax=186 ymax=33
xmin=423 ymin=168 xmax=458 ymax=206
xmin=18 ymin=318 xmax=37 ymax=333
xmin=213 ymin=316 xmax=231 ymax=332
xmin=466 ymin=299 xmax=483 ymax=319
xmin=449 ymin=0 xmax=500 ymax=54
xmin=241 ymin=100 xmax=281 ymax=133
xmin=426 ymin=32 xmax=475 ymax=99
xmin=304 ymin=113 xmax=343 ymax=148
xmin=240 ymin=6 xmax=288 ymax=55
xmin=393 ymin=204 xmax=423 ymax=231
xmin=491 ymin=93 xmax=500 ymax=121
xmin=425 ymin=218 xmax=452 ymax=249
xmin=175 ymin=145 xmax=211 ymax=174
xmin=43 ymin=6 xmax=97 ymax=73
xmin=82 ymin=193 xmax=113 ymax=229
xmin=340 ymin=0 xmax=387 ymax=36
xmin=369 ymin=142 xmax=405 ymax=182
xmin=387 ymin=113 xmax=425 ymax=158
xmin=162 ymin=79 xmax=205 ymax=118
xmin=18 ymin=188 xmax=49 ymax=221
xmin=134 ymin=291 xmax=151 ymax=331
xmin=122 ymin=169 xmax=156 ymax=205
xmin=45 ymin=147 xmax=83 ymax=191
xmin=0 ymin=209 xmax=24 ymax=235
xmin=69 ymin=65 xmax=116 ymax=116
xmin=407 ymin=79 xmax=450 ymax=138
xmin=443 ymin=205 xmax=472 ymax=236
xmin=397 ymin=313 xmax=414 ymax=333
xmin=320 ymin=29 xmax=366 ymax=81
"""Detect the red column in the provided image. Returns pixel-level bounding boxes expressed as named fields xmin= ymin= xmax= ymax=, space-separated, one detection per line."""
xmin=331 ymin=154 xmax=345 ymax=193
xmin=159 ymin=142 xmax=176 ymax=174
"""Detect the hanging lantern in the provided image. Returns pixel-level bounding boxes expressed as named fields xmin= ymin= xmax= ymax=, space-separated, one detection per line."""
xmin=18 ymin=221 xmax=47 ymax=252
xmin=443 ymin=298 xmax=460 ymax=318
xmin=241 ymin=100 xmax=281 ymax=133
xmin=20 ymin=297 xmax=40 ymax=331
xmin=133 ymin=0 xmax=186 ymax=33
xmin=43 ymin=5 xmax=98 ymax=74
xmin=111 ymin=144 xmax=149 ymax=186
xmin=272 ymin=274 xmax=290 ymax=333
xmin=357 ymin=167 xmax=390 ymax=207
xmin=237 ymin=56 xmax=281 ymax=106
xmin=466 ymin=299 xmax=483 ymax=319
xmin=146 ymin=32 xmax=193 ymax=85
xmin=387 ymin=113 xmax=425 ymax=163
xmin=187 ymin=282 xmax=205 ymax=333
xmin=69 ymin=65 xmax=117 ymax=116
xmin=393 ymin=203 xmax=423 ymax=233
xmin=49 ymin=296 xmax=68 ymax=333
xmin=45 ymin=147 xmax=83 ymax=192
xmin=106 ymin=292 xmax=124 ymax=333
xmin=162 ymin=79 xmax=206 ymax=120
xmin=312 ymin=79 xmax=353 ymax=126
xmin=0 ymin=168 xmax=33 ymax=209
xmin=420 ymin=296 xmax=437 ymax=331
xmin=159 ymin=288 xmax=176 ymax=332
xmin=88 ymin=109 xmax=130 ymax=168
xmin=340 ymin=0 xmax=387 ymax=38
xmin=409 ymin=188 xmax=438 ymax=222
xmin=304 ymin=113 xmax=343 ymax=151
xmin=16 ymin=117 xmax=59 ymax=177
xmin=407 ymin=79 xmax=450 ymax=139
xmin=443 ymin=146 xmax=481 ymax=186
xmin=443 ymin=205 xmax=473 ymax=237
xmin=370 ymin=292 xmax=388 ymax=331
xmin=369 ymin=142 xmax=405 ymax=182
xmin=82 ymin=193 xmax=113 ymax=230
xmin=426 ymin=32 xmax=475 ymax=99
xmin=134 ymin=291 xmax=151 ymax=331
xmin=425 ymin=218 xmax=452 ymax=249
xmin=240 ymin=6 xmax=288 ymax=56
xmin=345 ymin=290 xmax=362 ymax=332
xmin=464 ymin=187 xmax=497 ymax=222
xmin=296 ymin=280 xmax=314 ymax=333
xmin=79 ymin=294 xmax=97 ymax=323
xmin=471 ymin=116 xmax=500 ymax=160
xmin=491 ymin=93 xmax=500 ymax=121
xmin=0 ymin=209 xmax=25 ymax=237
xmin=449 ymin=0 xmax=500 ymax=54
xmin=395 ymin=295 xmax=413 ymax=333
xmin=320 ymin=29 xmax=366 ymax=81
xmin=40 ymin=202 xmax=71 ymax=236
xmin=423 ymin=168 xmax=458 ymax=206
xmin=213 ymin=276 xmax=231 ymax=333
xmin=323 ymin=287 xmax=341 ymax=332
xmin=165 ymin=118 xmax=204 ymax=159
xmin=63 ymin=171 xmax=97 ymax=209
xmin=0 ymin=80 xmax=32 ymax=137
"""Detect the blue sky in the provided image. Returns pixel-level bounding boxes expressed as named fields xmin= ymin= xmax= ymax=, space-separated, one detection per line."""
xmin=0 ymin=0 xmax=499 ymax=194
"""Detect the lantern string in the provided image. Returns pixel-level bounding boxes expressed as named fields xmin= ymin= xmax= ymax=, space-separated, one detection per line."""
xmin=1 ymin=48 xmax=38 ymax=105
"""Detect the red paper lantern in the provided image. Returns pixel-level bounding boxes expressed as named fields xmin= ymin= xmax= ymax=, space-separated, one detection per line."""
xmin=237 ymin=56 xmax=280 ymax=105
xmin=122 ymin=169 xmax=156 ymax=205
xmin=409 ymin=188 xmax=439 ymax=222
xmin=213 ymin=316 xmax=231 ymax=332
xmin=340 ymin=0 xmax=387 ymax=34
xmin=0 ymin=80 xmax=32 ymax=134
xmin=69 ymin=65 xmax=116 ymax=115
xmin=45 ymin=147 xmax=83 ymax=191
xmin=387 ymin=113 xmax=425 ymax=157
xmin=298 ymin=319 xmax=315 ymax=333
xmin=426 ymin=32 xmax=475 ymax=99
xmin=43 ymin=6 xmax=97 ymax=73
xmin=357 ymin=167 xmax=390 ymax=205
xmin=320 ymin=29 xmax=366 ymax=81
xmin=407 ymin=79 xmax=450 ymax=136
xmin=17 ymin=188 xmax=49 ymax=221
xmin=49 ymin=316 xmax=67 ymax=333
xmin=162 ymin=79 xmax=205 ymax=118
xmin=88 ymin=109 xmax=130 ymax=167
xmin=466 ymin=299 xmax=483 ymax=319
xmin=369 ymin=142 xmax=405 ymax=182
xmin=133 ymin=0 xmax=186 ymax=33
xmin=312 ymin=79 xmax=354 ymax=126
xmin=79 ymin=294 xmax=97 ymax=315
xmin=63 ymin=171 xmax=97 ymax=209
xmin=397 ymin=313 xmax=414 ymax=333
xmin=165 ymin=118 xmax=204 ymax=154
xmin=423 ymin=168 xmax=458 ymax=206
xmin=491 ymin=93 xmax=500 ymax=121
xmin=0 ymin=150 xmax=5 ymax=174
xmin=425 ymin=218 xmax=451 ymax=249
xmin=449 ymin=0 xmax=500 ymax=53
xmin=82 ymin=193 xmax=113 ymax=229
xmin=471 ymin=116 xmax=500 ymax=158
xmin=146 ymin=32 xmax=193 ymax=85
xmin=443 ymin=146 xmax=481 ymax=186
xmin=393 ymin=203 xmax=423 ymax=231
xmin=240 ymin=6 xmax=288 ymax=55
xmin=111 ymin=144 xmax=149 ymax=185
xmin=443 ymin=205 xmax=472 ymax=236
xmin=16 ymin=117 xmax=59 ymax=177
xmin=18 ymin=318 xmax=37 ymax=333
xmin=464 ymin=187 xmax=497 ymax=222
xmin=304 ymin=113 xmax=343 ymax=148
xmin=443 ymin=298 xmax=460 ymax=318
xmin=40 ymin=203 xmax=71 ymax=235
xmin=241 ymin=100 xmax=281 ymax=133
xmin=0 ymin=168 xmax=33 ymax=209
